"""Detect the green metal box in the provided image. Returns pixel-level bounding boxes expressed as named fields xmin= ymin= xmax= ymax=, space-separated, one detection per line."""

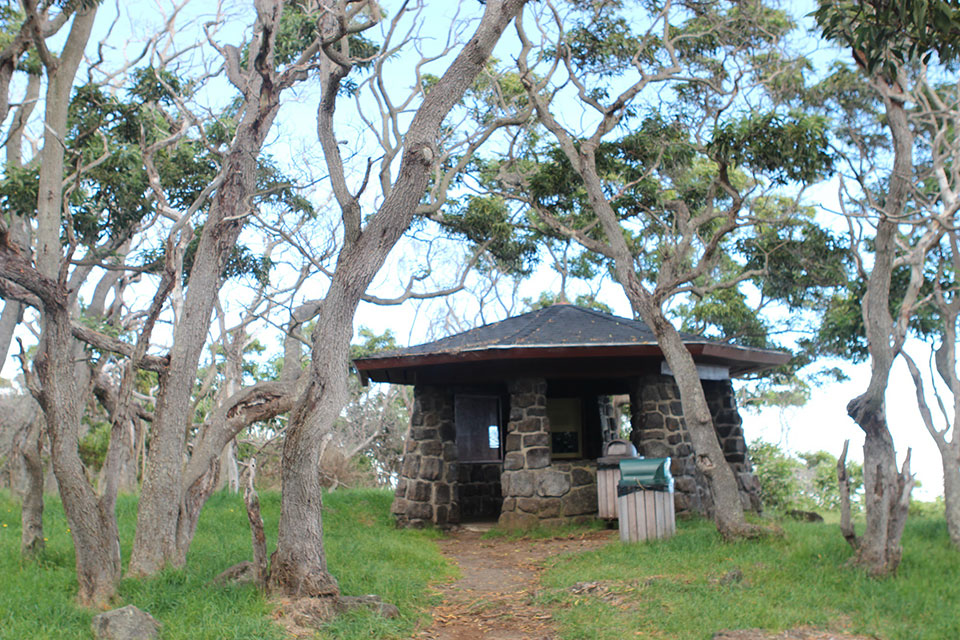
xmin=618 ymin=457 xmax=673 ymax=493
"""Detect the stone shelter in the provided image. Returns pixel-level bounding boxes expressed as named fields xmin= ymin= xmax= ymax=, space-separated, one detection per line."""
xmin=353 ymin=304 xmax=789 ymax=529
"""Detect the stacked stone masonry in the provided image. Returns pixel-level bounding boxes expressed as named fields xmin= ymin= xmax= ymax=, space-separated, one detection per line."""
xmin=458 ymin=463 xmax=502 ymax=520
xmin=391 ymin=374 xmax=761 ymax=529
xmin=391 ymin=385 xmax=459 ymax=528
xmin=628 ymin=375 xmax=760 ymax=516
xmin=498 ymin=377 xmax=599 ymax=528
xmin=598 ymin=396 xmax=620 ymax=445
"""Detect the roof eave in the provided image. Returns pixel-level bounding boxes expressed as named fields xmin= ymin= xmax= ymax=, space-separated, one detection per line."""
xmin=354 ymin=342 xmax=790 ymax=382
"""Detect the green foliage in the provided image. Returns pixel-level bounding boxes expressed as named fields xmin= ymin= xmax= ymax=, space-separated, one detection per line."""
xmin=350 ymin=327 xmax=400 ymax=360
xmin=78 ymin=418 xmax=110 ymax=472
xmin=815 ymin=0 xmax=960 ymax=79
xmin=540 ymin=515 xmax=960 ymax=640
xmin=441 ymin=195 xmax=539 ymax=276
xmin=750 ymin=439 xmax=864 ymax=512
xmin=270 ymin=0 xmax=378 ymax=87
xmin=0 ymin=489 xmax=451 ymax=639
xmin=524 ymin=291 xmax=613 ymax=313
xmin=740 ymin=218 xmax=851 ymax=309
xmin=0 ymin=165 xmax=39 ymax=220
xmin=709 ymin=111 xmax=834 ymax=186
xmin=750 ymin=440 xmax=805 ymax=511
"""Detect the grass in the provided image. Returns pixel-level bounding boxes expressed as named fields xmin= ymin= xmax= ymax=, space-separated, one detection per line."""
xmin=537 ymin=514 xmax=960 ymax=640
xmin=0 ymin=488 xmax=453 ymax=640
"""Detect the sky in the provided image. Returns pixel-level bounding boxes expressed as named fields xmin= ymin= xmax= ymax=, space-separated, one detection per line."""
xmin=0 ymin=0 xmax=952 ymax=501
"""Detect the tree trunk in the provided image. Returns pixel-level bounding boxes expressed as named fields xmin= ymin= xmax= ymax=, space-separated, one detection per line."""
xmin=128 ymin=4 xmax=286 ymax=575
xmin=943 ymin=443 xmax=960 ymax=548
xmin=270 ymin=296 xmax=350 ymax=597
xmin=622 ymin=272 xmax=752 ymax=538
xmin=848 ymin=395 xmax=912 ymax=575
xmin=0 ymin=299 xmax=21 ymax=366
xmin=270 ymin=0 xmax=529 ymax=596
xmin=18 ymin=411 xmax=44 ymax=556
xmin=24 ymin=4 xmax=119 ymax=606
xmin=217 ymin=439 xmax=239 ymax=493
xmin=843 ymin=90 xmax=916 ymax=575
xmin=38 ymin=309 xmax=121 ymax=607
xmin=97 ymin=416 xmax=139 ymax=494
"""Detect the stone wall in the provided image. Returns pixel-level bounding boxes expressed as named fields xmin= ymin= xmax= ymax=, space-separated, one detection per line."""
xmin=391 ymin=385 xmax=459 ymax=527
xmin=499 ymin=377 xmax=599 ymax=528
xmin=703 ymin=379 xmax=762 ymax=512
xmin=628 ymin=375 xmax=760 ymax=516
xmin=500 ymin=460 xmax=599 ymax=528
xmin=458 ymin=463 xmax=502 ymax=520
xmin=598 ymin=396 xmax=619 ymax=445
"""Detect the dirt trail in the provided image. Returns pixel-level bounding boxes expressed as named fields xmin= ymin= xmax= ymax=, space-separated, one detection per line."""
xmin=413 ymin=527 xmax=616 ymax=640
xmin=413 ymin=526 xmax=876 ymax=640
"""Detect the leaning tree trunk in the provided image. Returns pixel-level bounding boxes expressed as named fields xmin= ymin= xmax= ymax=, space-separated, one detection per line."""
xmin=128 ymin=3 xmax=287 ymax=575
xmin=552 ymin=136 xmax=754 ymax=538
xmin=269 ymin=0 xmax=529 ymax=597
xmin=847 ymin=395 xmax=913 ymax=574
xmin=621 ymin=271 xmax=752 ymax=538
xmin=269 ymin=299 xmax=350 ymax=597
xmin=24 ymin=3 xmax=119 ymax=606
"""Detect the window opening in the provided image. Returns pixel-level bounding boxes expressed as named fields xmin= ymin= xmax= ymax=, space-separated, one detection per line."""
xmin=547 ymin=397 xmax=582 ymax=459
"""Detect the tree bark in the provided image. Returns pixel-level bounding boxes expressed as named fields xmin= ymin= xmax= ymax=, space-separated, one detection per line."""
xmin=128 ymin=0 xmax=289 ymax=576
xmin=242 ymin=459 xmax=268 ymax=589
xmin=24 ymin=4 xmax=123 ymax=607
xmin=945 ymin=450 xmax=960 ymax=548
xmin=844 ymin=90 xmax=916 ymax=575
xmin=269 ymin=0 xmax=529 ymax=596
xmin=38 ymin=308 xmax=121 ymax=607
xmin=837 ymin=440 xmax=857 ymax=549
xmin=17 ymin=409 xmax=44 ymax=556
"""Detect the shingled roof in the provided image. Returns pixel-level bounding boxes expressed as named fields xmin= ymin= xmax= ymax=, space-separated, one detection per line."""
xmin=354 ymin=304 xmax=789 ymax=385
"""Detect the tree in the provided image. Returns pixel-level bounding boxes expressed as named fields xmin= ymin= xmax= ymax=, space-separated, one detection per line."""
xmin=268 ymin=0 xmax=530 ymax=597
xmin=813 ymin=0 xmax=960 ymax=574
xmin=902 ymin=229 xmax=960 ymax=548
xmin=494 ymin=0 xmax=831 ymax=539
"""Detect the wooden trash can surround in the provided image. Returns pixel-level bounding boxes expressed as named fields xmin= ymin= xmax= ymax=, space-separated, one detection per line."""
xmin=617 ymin=485 xmax=676 ymax=542
xmin=596 ymin=439 xmax=639 ymax=519
xmin=617 ymin=457 xmax=676 ymax=543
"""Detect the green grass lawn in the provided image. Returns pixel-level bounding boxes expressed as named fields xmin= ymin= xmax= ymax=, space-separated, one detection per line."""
xmin=0 ymin=488 xmax=453 ymax=640
xmin=538 ymin=515 xmax=960 ymax=640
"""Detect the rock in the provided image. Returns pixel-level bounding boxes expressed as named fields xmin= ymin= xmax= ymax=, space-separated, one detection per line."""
xmin=526 ymin=447 xmax=551 ymax=469
xmin=91 ymin=605 xmax=161 ymax=640
xmin=785 ymin=509 xmax=824 ymax=523
xmin=571 ymin=467 xmax=594 ymax=486
xmin=498 ymin=510 xmax=539 ymax=529
xmin=337 ymin=594 xmax=400 ymax=619
xmin=509 ymin=470 xmax=535 ymax=497
xmin=561 ymin=486 xmax=598 ymax=516
xmin=537 ymin=470 xmax=572 ymax=497
xmin=718 ymin=568 xmax=743 ymax=585
xmin=211 ymin=561 xmax=256 ymax=586
xmin=503 ymin=452 xmax=524 ymax=471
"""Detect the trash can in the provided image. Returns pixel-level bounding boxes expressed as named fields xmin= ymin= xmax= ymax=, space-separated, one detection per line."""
xmin=596 ymin=439 xmax=638 ymax=519
xmin=617 ymin=457 xmax=676 ymax=542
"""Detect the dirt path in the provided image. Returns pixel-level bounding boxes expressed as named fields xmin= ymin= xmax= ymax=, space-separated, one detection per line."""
xmin=413 ymin=526 xmax=617 ymax=640
xmin=412 ymin=527 xmax=876 ymax=640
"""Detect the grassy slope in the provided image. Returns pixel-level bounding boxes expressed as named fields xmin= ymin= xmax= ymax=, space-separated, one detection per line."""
xmin=0 ymin=488 xmax=452 ymax=640
xmin=539 ymin=516 xmax=960 ymax=640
